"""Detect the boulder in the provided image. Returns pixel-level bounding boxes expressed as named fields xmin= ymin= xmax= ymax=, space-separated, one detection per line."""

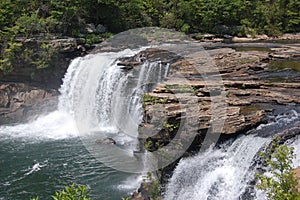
xmin=85 ymin=23 xmax=96 ymax=33
xmin=95 ymin=138 xmax=116 ymax=145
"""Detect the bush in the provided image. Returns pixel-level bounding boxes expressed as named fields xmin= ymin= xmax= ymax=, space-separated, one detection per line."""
xmin=257 ymin=143 xmax=300 ymax=200
xmin=31 ymin=184 xmax=90 ymax=200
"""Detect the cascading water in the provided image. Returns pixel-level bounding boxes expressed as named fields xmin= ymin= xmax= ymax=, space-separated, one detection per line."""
xmin=60 ymin=49 xmax=168 ymax=142
xmin=165 ymin=110 xmax=300 ymax=200
xmin=0 ymin=48 xmax=169 ymax=199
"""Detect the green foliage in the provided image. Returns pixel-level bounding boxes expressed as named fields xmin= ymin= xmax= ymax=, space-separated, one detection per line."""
xmin=51 ymin=184 xmax=90 ymax=200
xmin=0 ymin=0 xmax=299 ymax=74
xmin=142 ymin=94 xmax=168 ymax=108
xmin=33 ymin=42 xmax=60 ymax=69
xmin=84 ymin=34 xmax=103 ymax=46
xmin=142 ymin=172 xmax=161 ymax=200
xmin=1 ymin=0 xmax=299 ymax=38
xmin=0 ymin=41 xmax=22 ymax=73
xmin=144 ymin=138 xmax=165 ymax=152
xmin=145 ymin=139 xmax=154 ymax=151
xmin=257 ymin=143 xmax=300 ymax=200
xmin=29 ymin=184 xmax=90 ymax=200
xmin=163 ymin=122 xmax=179 ymax=132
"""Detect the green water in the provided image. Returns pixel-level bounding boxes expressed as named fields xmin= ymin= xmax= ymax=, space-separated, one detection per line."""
xmin=0 ymin=137 xmax=138 ymax=200
xmin=270 ymin=60 xmax=300 ymax=72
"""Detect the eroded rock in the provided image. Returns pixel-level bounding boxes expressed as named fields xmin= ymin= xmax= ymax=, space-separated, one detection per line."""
xmin=0 ymin=83 xmax=57 ymax=125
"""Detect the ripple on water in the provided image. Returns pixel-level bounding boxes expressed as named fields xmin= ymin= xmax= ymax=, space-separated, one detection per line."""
xmin=0 ymin=137 xmax=138 ymax=200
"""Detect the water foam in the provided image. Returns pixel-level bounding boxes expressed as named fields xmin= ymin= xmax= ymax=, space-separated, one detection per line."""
xmin=165 ymin=110 xmax=300 ymax=200
xmin=0 ymin=111 xmax=78 ymax=142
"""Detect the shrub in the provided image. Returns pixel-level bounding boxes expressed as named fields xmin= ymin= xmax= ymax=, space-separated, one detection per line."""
xmin=257 ymin=143 xmax=300 ymax=200
xmin=30 ymin=184 xmax=90 ymax=200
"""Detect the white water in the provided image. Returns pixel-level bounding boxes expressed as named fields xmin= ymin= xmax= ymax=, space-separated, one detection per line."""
xmin=165 ymin=110 xmax=300 ymax=200
xmin=0 ymin=111 xmax=77 ymax=142
xmin=0 ymin=48 xmax=168 ymax=144
xmin=0 ymin=48 xmax=169 ymax=195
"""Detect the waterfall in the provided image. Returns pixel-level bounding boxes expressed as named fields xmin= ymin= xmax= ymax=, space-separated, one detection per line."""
xmin=0 ymin=47 xmax=171 ymax=199
xmin=57 ymin=49 xmax=170 ymax=173
xmin=0 ymin=48 xmax=168 ymax=152
xmin=165 ymin=110 xmax=300 ymax=200
xmin=59 ymin=49 xmax=167 ymax=145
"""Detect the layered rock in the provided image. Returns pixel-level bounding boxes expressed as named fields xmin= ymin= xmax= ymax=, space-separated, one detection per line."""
xmin=130 ymin=41 xmax=300 ymax=199
xmin=139 ymin=43 xmax=299 ymax=150
xmin=0 ymin=83 xmax=58 ymax=125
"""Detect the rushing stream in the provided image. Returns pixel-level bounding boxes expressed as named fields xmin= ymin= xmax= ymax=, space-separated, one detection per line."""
xmin=165 ymin=110 xmax=300 ymax=200
xmin=0 ymin=48 xmax=168 ymax=199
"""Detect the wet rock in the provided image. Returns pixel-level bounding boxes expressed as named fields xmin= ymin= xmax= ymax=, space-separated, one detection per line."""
xmin=132 ymin=191 xmax=145 ymax=200
xmin=95 ymin=138 xmax=116 ymax=145
xmin=118 ymin=61 xmax=142 ymax=68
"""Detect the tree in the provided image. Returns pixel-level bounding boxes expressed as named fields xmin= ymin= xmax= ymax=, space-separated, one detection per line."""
xmin=257 ymin=143 xmax=300 ymax=200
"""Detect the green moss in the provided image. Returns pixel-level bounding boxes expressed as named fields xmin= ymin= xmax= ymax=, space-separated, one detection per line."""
xmin=165 ymin=84 xmax=198 ymax=94
xmin=142 ymin=94 xmax=168 ymax=108
xmin=240 ymin=105 xmax=260 ymax=115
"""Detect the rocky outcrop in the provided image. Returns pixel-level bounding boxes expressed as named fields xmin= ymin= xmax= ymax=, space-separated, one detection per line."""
xmin=121 ymin=41 xmax=300 ymax=199
xmin=193 ymin=33 xmax=300 ymax=43
xmin=138 ymin=42 xmax=300 ymax=153
xmin=0 ymin=83 xmax=58 ymax=125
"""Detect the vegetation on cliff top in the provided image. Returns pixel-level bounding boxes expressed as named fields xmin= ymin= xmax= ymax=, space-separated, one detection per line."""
xmin=1 ymin=0 xmax=300 ymax=72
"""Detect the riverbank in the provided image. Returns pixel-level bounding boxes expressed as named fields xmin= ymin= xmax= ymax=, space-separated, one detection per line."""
xmin=192 ymin=33 xmax=300 ymax=43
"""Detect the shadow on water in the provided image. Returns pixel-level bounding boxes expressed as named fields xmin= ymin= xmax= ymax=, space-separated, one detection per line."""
xmin=270 ymin=60 xmax=300 ymax=72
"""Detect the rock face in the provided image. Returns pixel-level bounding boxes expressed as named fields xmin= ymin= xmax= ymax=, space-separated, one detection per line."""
xmin=130 ymin=41 xmax=300 ymax=199
xmin=137 ymin=42 xmax=299 ymax=152
xmin=0 ymin=37 xmax=94 ymax=125
xmin=0 ymin=83 xmax=58 ymax=125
